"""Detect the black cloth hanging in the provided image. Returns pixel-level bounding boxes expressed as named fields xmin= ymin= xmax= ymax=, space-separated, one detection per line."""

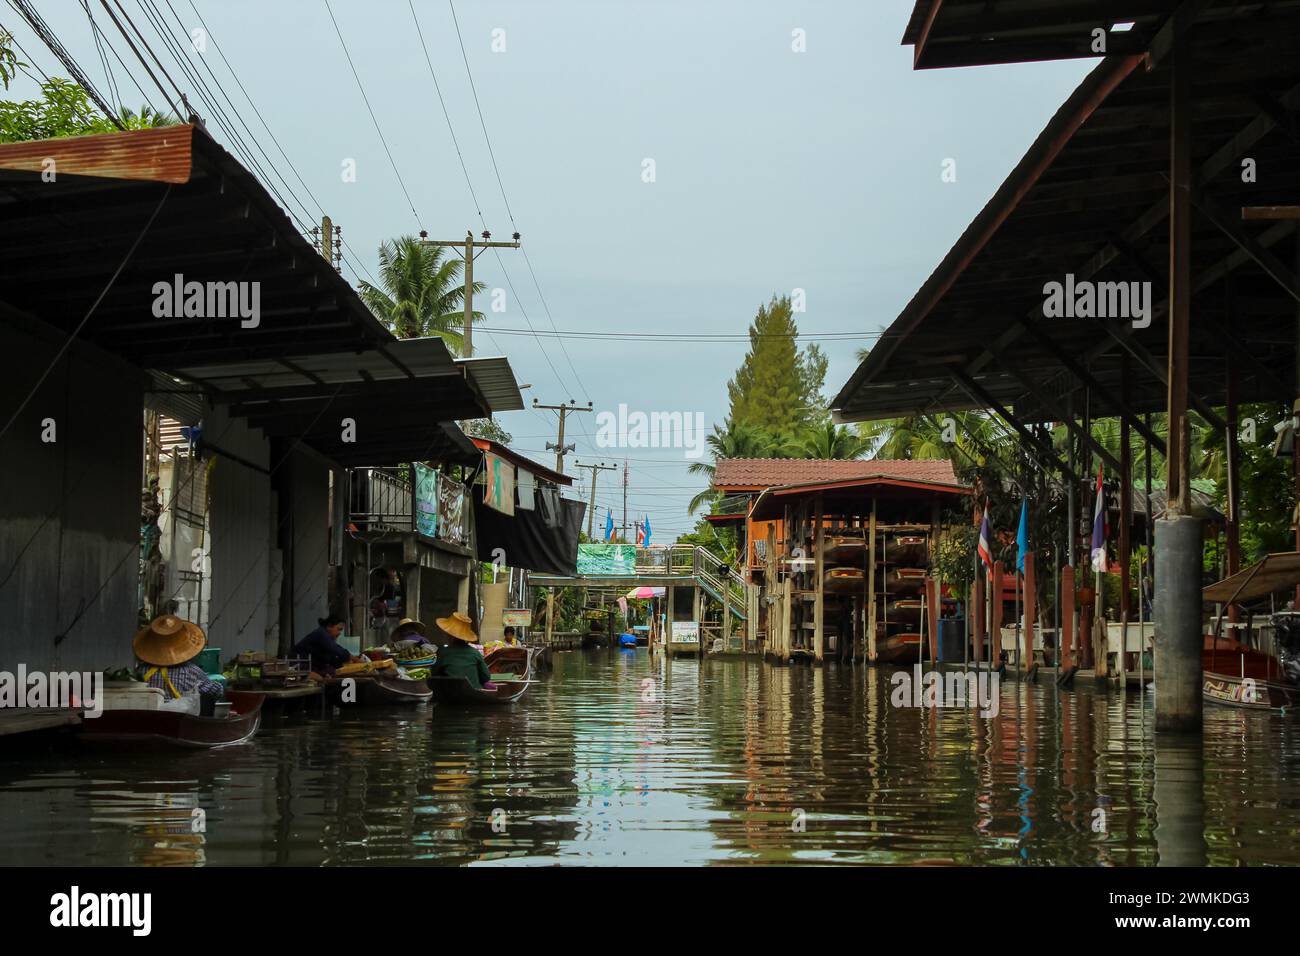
xmin=473 ymin=493 xmax=585 ymax=576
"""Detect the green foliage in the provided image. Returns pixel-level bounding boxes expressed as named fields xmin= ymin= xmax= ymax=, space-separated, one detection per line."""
xmin=780 ymin=419 xmax=870 ymax=460
xmin=461 ymin=417 xmax=512 ymax=445
xmin=726 ymin=295 xmax=825 ymax=437
xmin=934 ymin=520 xmax=977 ymax=594
xmin=359 ymin=238 xmax=484 ymax=351
xmin=0 ymin=33 xmax=176 ymax=144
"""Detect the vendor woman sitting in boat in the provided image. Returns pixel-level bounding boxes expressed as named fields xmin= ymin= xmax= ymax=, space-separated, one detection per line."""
xmin=294 ymin=613 xmax=352 ymax=675
xmin=391 ymin=617 xmax=431 ymax=645
xmin=134 ymin=614 xmax=224 ymax=702
xmin=429 ymin=612 xmax=495 ymax=690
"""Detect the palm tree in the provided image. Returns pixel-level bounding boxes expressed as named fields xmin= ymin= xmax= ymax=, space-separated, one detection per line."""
xmin=687 ymin=421 xmax=782 ymax=514
xmin=784 ymin=420 xmax=870 ymax=459
xmin=358 ymin=237 xmax=485 ymax=352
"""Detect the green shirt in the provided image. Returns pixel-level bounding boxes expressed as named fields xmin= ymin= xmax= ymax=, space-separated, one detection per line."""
xmin=430 ymin=641 xmax=492 ymax=689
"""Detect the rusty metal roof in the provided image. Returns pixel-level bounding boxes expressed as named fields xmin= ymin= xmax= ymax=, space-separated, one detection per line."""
xmin=0 ymin=124 xmax=393 ymax=367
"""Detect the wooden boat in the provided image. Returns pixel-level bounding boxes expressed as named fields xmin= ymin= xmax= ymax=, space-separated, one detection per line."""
xmin=881 ymin=567 xmax=927 ymax=596
xmin=1201 ymin=553 xmax=1300 ymax=712
xmin=884 ymin=598 xmax=924 ymax=625
xmin=80 ymin=690 xmax=264 ymax=748
xmin=823 ymin=566 xmax=865 ymax=593
xmin=885 ymin=536 xmax=927 ymax=564
xmin=1202 ymin=635 xmax=1297 ymax=711
xmin=485 ymin=645 xmax=531 ymax=678
xmin=821 ymin=533 xmax=865 ymax=564
xmin=426 ymin=676 xmax=530 ymax=706
xmin=875 ymin=632 xmax=922 ymax=665
xmin=324 ymin=673 xmax=433 ymax=705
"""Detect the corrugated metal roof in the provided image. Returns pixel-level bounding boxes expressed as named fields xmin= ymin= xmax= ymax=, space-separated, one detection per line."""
xmin=0 ymin=125 xmax=193 ymax=183
xmin=456 ymin=356 xmax=525 ymax=412
xmin=173 ymin=337 xmax=463 ymax=391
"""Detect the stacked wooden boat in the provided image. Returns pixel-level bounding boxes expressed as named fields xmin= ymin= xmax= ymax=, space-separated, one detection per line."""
xmin=875 ymin=533 xmax=930 ymax=665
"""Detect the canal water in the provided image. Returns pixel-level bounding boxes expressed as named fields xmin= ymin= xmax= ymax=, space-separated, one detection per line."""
xmin=2 ymin=649 xmax=1297 ymax=865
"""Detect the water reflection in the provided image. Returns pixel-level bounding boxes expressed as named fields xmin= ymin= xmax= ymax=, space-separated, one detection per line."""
xmin=0 ymin=652 xmax=1296 ymax=865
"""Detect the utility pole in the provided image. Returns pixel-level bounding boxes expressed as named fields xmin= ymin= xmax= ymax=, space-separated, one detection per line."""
xmin=622 ymin=459 xmax=629 ymax=544
xmin=419 ymin=229 xmax=520 ymax=357
xmin=534 ymin=398 xmax=592 ymax=475
xmin=574 ymin=460 xmax=616 ymax=539
xmin=311 ymin=216 xmax=342 ymax=272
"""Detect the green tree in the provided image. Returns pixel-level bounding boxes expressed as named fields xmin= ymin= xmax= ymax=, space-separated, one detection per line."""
xmin=686 ymin=419 xmax=783 ymax=514
xmin=726 ymin=295 xmax=825 ymax=438
xmin=783 ymin=419 xmax=870 ymax=459
xmin=358 ymin=237 xmax=484 ymax=351
xmin=461 ymin=417 xmax=512 ymax=445
xmin=0 ymin=75 xmax=174 ymax=143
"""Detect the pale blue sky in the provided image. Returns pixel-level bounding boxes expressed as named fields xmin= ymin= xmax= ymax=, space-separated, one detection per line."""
xmin=17 ymin=0 xmax=1092 ymax=538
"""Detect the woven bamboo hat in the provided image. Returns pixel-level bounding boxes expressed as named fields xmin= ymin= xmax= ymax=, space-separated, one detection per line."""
xmin=395 ymin=617 xmax=427 ymax=636
xmin=435 ymin=612 xmax=478 ymax=643
xmin=133 ymin=614 xmax=207 ymax=667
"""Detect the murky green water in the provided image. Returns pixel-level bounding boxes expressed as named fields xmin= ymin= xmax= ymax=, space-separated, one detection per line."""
xmin=2 ymin=650 xmax=1298 ymax=865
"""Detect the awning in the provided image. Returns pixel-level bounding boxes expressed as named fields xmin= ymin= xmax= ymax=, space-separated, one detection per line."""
xmin=1203 ymin=552 xmax=1300 ymax=605
xmin=749 ymin=474 xmax=969 ymax=521
xmin=833 ymin=10 xmax=1300 ymax=427
xmin=153 ymin=337 xmax=501 ymax=466
xmin=0 ymin=125 xmax=392 ymax=367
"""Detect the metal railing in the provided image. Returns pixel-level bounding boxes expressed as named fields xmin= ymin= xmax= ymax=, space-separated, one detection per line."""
xmin=349 ymin=467 xmax=411 ymax=530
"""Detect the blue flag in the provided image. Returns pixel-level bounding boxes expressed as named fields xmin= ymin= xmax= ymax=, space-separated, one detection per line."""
xmin=1015 ymin=498 xmax=1029 ymax=573
xmin=604 ymin=509 xmax=614 ymax=542
xmin=643 ymin=515 xmax=652 ymax=547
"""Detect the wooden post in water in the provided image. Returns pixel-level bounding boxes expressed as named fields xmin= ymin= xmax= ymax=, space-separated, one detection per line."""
xmin=925 ymin=575 xmax=939 ymax=663
xmin=813 ymin=494 xmax=825 ymax=663
xmin=973 ymin=569 xmax=986 ymax=666
xmin=1023 ymin=551 xmax=1037 ymax=678
xmin=991 ymin=561 xmax=1004 ymax=669
xmin=867 ymin=500 xmax=878 ymax=662
xmin=1061 ymin=566 xmax=1075 ymax=672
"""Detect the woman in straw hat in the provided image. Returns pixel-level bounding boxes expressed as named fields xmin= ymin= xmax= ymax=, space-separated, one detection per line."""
xmin=134 ymin=615 xmax=224 ymax=701
xmin=391 ymin=617 xmax=430 ymax=646
xmin=428 ymin=612 xmax=495 ymax=690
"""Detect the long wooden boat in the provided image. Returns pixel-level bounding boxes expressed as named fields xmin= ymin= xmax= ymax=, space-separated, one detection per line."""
xmin=1201 ymin=554 xmax=1300 ymax=713
xmin=881 ymin=567 xmax=927 ymax=596
xmin=875 ymin=632 xmax=922 ymax=665
xmin=823 ymin=566 xmax=865 ymax=593
xmin=426 ymin=676 xmax=530 ymax=706
xmin=1203 ymin=635 xmax=1297 ymax=711
xmin=80 ymin=690 xmax=264 ymax=748
xmin=885 ymin=536 xmax=927 ymax=564
xmin=485 ymin=646 xmax=531 ymax=678
xmin=884 ymin=598 xmax=924 ymax=625
xmin=324 ymin=673 xmax=432 ymax=705
xmin=821 ymin=534 xmax=865 ymax=565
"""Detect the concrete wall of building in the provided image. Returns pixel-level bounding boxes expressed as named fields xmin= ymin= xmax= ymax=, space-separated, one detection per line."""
xmin=289 ymin=449 xmax=331 ymax=645
xmin=205 ymin=406 xmax=275 ymax=656
xmin=0 ymin=322 xmax=143 ymax=673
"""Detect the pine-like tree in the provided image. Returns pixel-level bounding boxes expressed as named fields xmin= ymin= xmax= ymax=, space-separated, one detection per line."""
xmin=726 ymin=295 xmax=825 ymax=438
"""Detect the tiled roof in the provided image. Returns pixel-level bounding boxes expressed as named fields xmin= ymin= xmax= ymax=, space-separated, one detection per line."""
xmin=712 ymin=457 xmax=960 ymax=490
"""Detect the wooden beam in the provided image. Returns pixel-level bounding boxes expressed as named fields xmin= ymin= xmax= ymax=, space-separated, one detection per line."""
xmin=949 ymin=369 xmax=1080 ymax=482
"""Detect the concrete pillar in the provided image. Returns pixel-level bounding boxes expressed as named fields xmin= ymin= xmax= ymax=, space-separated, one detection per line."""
xmin=1154 ymin=515 xmax=1203 ymax=732
xmin=1153 ymin=737 xmax=1207 ymax=866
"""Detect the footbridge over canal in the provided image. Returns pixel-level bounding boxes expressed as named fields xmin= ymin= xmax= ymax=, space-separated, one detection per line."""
xmin=528 ymin=544 xmax=757 ymax=656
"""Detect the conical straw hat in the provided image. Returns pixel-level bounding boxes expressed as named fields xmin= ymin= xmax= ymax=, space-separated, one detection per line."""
xmin=435 ymin=612 xmax=478 ymax=643
xmin=133 ymin=614 xmax=207 ymax=666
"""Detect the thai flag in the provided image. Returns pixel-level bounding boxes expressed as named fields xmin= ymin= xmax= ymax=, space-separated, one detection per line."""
xmin=977 ymin=500 xmax=993 ymax=570
xmin=604 ymin=509 xmax=614 ymax=542
xmin=636 ymin=517 xmax=646 ymax=546
xmin=1090 ymin=464 xmax=1106 ymax=574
